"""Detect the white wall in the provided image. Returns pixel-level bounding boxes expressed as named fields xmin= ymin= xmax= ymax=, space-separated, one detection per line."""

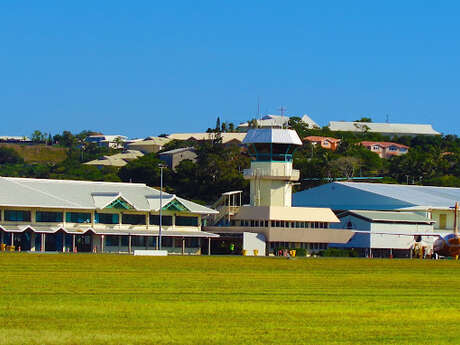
xmin=243 ymin=232 xmax=266 ymax=256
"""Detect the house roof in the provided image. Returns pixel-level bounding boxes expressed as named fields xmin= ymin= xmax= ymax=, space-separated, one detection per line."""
xmin=293 ymin=182 xmax=460 ymax=210
xmin=167 ymin=133 xmax=246 ymax=144
xmin=84 ymin=150 xmax=143 ymax=167
xmin=328 ymin=121 xmax=440 ymax=135
xmin=238 ymin=114 xmax=319 ymax=129
xmin=304 ymin=136 xmax=341 ymax=143
xmin=128 ymin=137 xmax=172 ymax=146
xmin=158 ymin=147 xmax=195 ymax=156
xmin=360 ymin=141 xmax=409 ymax=149
xmin=0 ymin=177 xmax=217 ymax=214
xmin=340 ymin=210 xmax=434 ymax=224
xmin=243 ymin=128 xmax=302 ymax=145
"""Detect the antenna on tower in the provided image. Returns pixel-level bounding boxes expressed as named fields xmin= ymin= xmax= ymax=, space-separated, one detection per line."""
xmin=257 ymin=96 xmax=261 ymax=119
xmin=278 ymin=106 xmax=287 ymax=128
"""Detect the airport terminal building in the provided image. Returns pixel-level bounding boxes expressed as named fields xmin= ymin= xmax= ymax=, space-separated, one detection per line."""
xmin=0 ymin=177 xmax=218 ymax=254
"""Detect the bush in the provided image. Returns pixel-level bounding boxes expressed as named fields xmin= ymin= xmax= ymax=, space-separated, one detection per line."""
xmin=320 ymin=248 xmax=358 ymax=257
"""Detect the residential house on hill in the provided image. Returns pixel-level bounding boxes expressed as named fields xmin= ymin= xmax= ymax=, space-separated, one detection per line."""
xmin=127 ymin=137 xmax=171 ymax=154
xmin=304 ymin=136 xmax=341 ymax=151
xmin=167 ymin=133 xmax=246 ymax=146
xmin=328 ymin=121 xmax=440 ymax=136
xmin=360 ymin=141 xmax=409 ymax=159
xmin=238 ymin=114 xmax=319 ymax=131
xmin=159 ymin=147 xmax=197 ymax=171
xmin=84 ymin=150 xmax=144 ymax=169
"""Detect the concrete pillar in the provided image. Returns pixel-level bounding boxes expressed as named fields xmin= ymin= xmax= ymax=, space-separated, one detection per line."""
xmin=30 ymin=232 xmax=35 ymax=252
xmin=72 ymin=235 xmax=76 ymax=253
xmin=11 ymin=233 xmax=14 ymax=246
xmin=182 ymin=238 xmax=185 ymax=255
xmin=101 ymin=235 xmax=104 ymax=253
xmin=128 ymin=235 xmax=132 ymax=254
xmin=41 ymin=233 xmax=46 ymax=252
xmin=208 ymin=237 xmax=211 ymax=256
xmin=62 ymin=233 xmax=66 ymax=252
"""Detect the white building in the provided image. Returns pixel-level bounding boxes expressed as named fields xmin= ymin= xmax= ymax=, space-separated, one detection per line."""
xmin=0 ymin=177 xmax=218 ymax=254
xmin=328 ymin=121 xmax=440 ymax=136
xmin=238 ymin=114 xmax=319 ymax=131
xmin=85 ymin=135 xmax=128 ymax=149
xmin=293 ymin=182 xmax=459 ymax=233
xmin=331 ymin=210 xmax=436 ymax=257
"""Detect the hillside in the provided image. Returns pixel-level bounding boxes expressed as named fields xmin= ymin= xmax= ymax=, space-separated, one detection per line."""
xmin=0 ymin=143 xmax=67 ymax=164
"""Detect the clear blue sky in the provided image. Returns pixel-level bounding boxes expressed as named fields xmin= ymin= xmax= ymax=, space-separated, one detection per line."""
xmin=1 ymin=1 xmax=459 ymax=138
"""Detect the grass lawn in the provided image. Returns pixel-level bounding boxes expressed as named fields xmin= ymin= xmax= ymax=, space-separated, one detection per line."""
xmin=0 ymin=254 xmax=459 ymax=345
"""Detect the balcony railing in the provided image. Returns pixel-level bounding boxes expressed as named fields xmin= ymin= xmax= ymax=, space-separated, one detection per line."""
xmin=243 ymin=168 xmax=300 ymax=181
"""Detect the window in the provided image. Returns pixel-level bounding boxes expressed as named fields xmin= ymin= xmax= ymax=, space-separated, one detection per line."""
xmin=175 ymin=216 xmax=198 ymax=227
xmin=271 ymin=221 xmax=276 ymax=227
xmin=389 ymin=146 xmax=397 ymax=151
xmin=121 ymin=236 xmax=129 ymax=246
xmin=36 ymin=211 xmax=63 ymax=223
xmin=162 ymin=237 xmax=173 ymax=247
xmin=186 ymin=238 xmax=199 ymax=248
xmin=66 ymin=212 xmax=91 ymax=223
xmin=105 ymin=235 xmax=119 ymax=246
xmin=132 ymin=236 xmax=144 ymax=246
xmin=95 ymin=213 xmax=119 ymax=224
xmin=4 ymin=210 xmax=31 ymax=222
xmin=150 ymin=215 xmax=173 ymax=226
xmin=439 ymin=214 xmax=447 ymax=229
xmin=264 ymin=220 xmax=269 ymax=227
xmin=174 ymin=238 xmax=182 ymax=248
xmin=122 ymin=214 xmax=146 ymax=225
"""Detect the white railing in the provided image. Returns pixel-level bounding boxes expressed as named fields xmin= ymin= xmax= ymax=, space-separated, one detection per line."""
xmin=243 ymin=168 xmax=300 ymax=180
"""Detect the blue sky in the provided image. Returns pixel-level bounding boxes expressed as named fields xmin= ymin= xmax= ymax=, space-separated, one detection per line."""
xmin=1 ymin=1 xmax=459 ymax=138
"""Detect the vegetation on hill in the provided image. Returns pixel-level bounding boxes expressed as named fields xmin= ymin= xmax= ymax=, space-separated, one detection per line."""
xmin=1 ymin=119 xmax=460 ymax=203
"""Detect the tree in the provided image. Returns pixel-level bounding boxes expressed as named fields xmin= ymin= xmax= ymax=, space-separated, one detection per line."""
xmin=0 ymin=147 xmax=24 ymax=164
xmin=31 ymin=130 xmax=46 ymax=143
xmin=355 ymin=117 xmax=372 ymax=123
xmin=215 ymin=117 xmax=221 ymax=132
xmin=329 ymin=157 xmax=363 ymax=179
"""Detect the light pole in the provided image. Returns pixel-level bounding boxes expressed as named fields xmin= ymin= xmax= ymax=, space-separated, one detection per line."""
xmin=158 ymin=163 xmax=166 ymax=250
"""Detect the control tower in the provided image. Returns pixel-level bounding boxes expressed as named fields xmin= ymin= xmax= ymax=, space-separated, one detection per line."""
xmin=243 ymin=128 xmax=302 ymax=207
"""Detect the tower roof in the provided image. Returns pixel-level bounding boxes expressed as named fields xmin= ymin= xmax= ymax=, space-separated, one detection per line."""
xmin=243 ymin=128 xmax=302 ymax=145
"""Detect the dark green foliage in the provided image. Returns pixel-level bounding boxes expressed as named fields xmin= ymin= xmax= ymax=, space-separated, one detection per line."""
xmin=320 ymin=248 xmax=359 ymax=257
xmin=0 ymin=147 xmax=24 ymax=164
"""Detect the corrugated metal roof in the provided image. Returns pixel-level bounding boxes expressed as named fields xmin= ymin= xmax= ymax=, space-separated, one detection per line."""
xmin=242 ymin=128 xmax=302 ymax=145
xmin=340 ymin=182 xmax=460 ymax=208
xmin=293 ymin=182 xmax=460 ymax=210
xmin=328 ymin=121 xmax=440 ymax=135
xmin=342 ymin=210 xmax=434 ymax=224
xmin=0 ymin=177 xmax=217 ymax=214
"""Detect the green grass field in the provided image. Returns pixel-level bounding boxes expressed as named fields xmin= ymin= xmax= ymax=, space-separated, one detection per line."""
xmin=1 ymin=254 xmax=459 ymax=345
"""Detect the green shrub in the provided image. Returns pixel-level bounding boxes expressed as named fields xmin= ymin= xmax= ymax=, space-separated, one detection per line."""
xmin=320 ymin=248 xmax=358 ymax=257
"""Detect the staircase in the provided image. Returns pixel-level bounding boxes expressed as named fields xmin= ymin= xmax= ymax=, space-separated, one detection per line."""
xmin=207 ymin=191 xmax=242 ymax=226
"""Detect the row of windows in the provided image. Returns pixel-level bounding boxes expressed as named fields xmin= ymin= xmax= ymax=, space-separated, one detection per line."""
xmin=0 ymin=210 xmax=199 ymax=227
xmin=269 ymin=242 xmax=329 ymax=250
xmin=104 ymin=235 xmax=199 ymax=248
xmin=234 ymin=220 xmax=329 ymax=229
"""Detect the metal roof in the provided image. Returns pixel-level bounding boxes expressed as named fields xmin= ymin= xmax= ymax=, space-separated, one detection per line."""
xmin=238 ymin=114 xmax=319 ymax=129
xmin=340 ymin=210 xmax=434 ymax=224
xmin=0 ymin=177 xmax=217 ymax=214
xmin=158 ymin=147 xmax=195 ymax=155
xmin=242 ymin=128 xmax=302 ymax=145
xmin=328 ymin=121 xmax=440 ymax=135
xmin=293 ymin=182 xmax=460 ymax=210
